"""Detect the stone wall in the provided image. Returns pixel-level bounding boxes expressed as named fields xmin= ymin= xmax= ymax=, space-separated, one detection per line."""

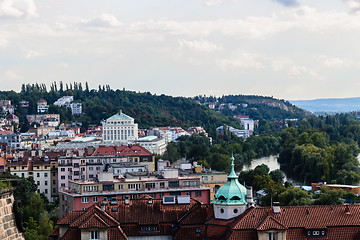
xmin=0 ymin=188 xmax=25 ymax=240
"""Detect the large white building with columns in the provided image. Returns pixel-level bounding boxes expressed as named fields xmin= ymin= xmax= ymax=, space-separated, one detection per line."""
xmin=102 ymin=110 xmax=138 ymax=144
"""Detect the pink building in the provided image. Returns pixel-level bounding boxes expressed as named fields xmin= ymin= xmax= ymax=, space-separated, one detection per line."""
xmin=59 ymin=171 xmax=210 ymax=216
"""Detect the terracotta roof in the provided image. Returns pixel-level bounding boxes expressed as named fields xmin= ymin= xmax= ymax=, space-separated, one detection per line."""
xmin=255 ymin=214 xmax=287 ymax=231
xmin=78 ymin=213 xmax=110 ymax=229
xmin=231 ymin=205 xmax=360 ymax=230
xmin=108 ymin=198 xmax=198 ymax=226
xmin=91 ymin=145 xmax=153 ymax=157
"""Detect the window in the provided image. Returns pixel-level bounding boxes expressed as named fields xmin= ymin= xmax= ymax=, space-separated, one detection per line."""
xmin=268 ymin=233 xmax=278 ymax=240
xmin=140 ymin=225 xmax=159 ymax=233
xmin=45 ymin=189 xmax=48 ymax=194
xmin=53 ymin=180 xmax=56 ymax=185
xmin=53 ymin=188 xmax=56 ymax=193
xmin=21 ymin=173 xmax=25 ymax=178
xmin=61 ymin=175 xmax=65 ymax=180
xmin=168 ymin=181 xmax=179 ymax=188
xmin=60 ymin=168 xmax=65 ymax=172
xmin=44 ymin=173 xmax=48 ymax=177
xmin=61 ymin=183 xmax=65 ymax=187
xmin=93 ymin=197 xmax=98 ymax=203
xmin=81 ymin=197 xmax=89 ymax=203
xmin=145 ymin=183 xmax=155 ymax=189
xmin=73 ymin=163 xmax=79 ymax=168
xmin=128 ymin=184 xmax=141 ymax=190
xmin=37 ymin=173 xmax=40 ymax=177
xmin=89 ymin=167 xmax=93 ymax=171
xmin=195 ymin=191 xmax=202 ymax=197
xmin=45 ymin=181 xmax=48 ymax=186
xmin=37 ymin=181 xmax=40 ymax=186
xmin=74 ymin=171 xmax=79 ymax=176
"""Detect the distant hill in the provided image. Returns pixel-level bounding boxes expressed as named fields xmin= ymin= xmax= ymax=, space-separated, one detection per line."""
xmin=0 ymin=83 xmax=310 ymax=135
xmin=195 ymin=95 xmax=310 ymax=121
xmin=289 ymin=97 xmax=360 ymax=113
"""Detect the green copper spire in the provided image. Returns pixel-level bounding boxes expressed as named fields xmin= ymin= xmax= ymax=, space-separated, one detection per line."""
xmin=212 ymin=154 xmax=247 ymax=205
xmin=228 ymin=153 xmax=238 ymax=179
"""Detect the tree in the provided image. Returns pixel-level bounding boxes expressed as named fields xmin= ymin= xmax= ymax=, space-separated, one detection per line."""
xmin=278 ymin=187 xmax=313 ymax=206
xmin=313 ymin=187 xmax=345 ymax=205
xmin=270 ymin=169 xmax=285 ymax=183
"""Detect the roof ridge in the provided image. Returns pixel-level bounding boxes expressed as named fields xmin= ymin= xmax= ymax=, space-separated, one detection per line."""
xmin=255 ymin=214 xmax=287 ymax=230
xmin=78 ymin=213 xmax=110 ymax=229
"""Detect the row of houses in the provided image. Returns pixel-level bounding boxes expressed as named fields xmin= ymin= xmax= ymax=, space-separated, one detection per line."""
xmin=51 ymin=156 xmax=360 ymax=240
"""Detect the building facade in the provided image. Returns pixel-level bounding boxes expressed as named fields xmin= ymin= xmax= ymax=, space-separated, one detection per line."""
xmin=102 ymin=110 xmax=138 ymax=144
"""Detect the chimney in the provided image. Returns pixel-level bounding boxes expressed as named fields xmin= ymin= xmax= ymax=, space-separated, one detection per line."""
xmin=273 ymin=202 xmax=280 ymax=214
xmin=246 ymin=186 xmax=254 ymax=207
xmin=100 ymin=202 xmax=106 ymax=212
xmin=345 ymin=205 xmax=350 ymax=214
xmin=119 ymin=109 xmax=122 ymax=114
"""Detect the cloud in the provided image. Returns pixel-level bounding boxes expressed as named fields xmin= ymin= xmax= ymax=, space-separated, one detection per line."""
xmin=25 ymin=50 xmax=42 ymax=59
xmin=81 ymin=13 xmax=121 ymax=28
xmin=216 ymin=52 xmax=264 ymax=71
xmin=4 ymin=70 xmax=22 ymax=80
xmin=318 ymin=55 xmax=356 ymax=68
xmin=204 ymin=0 xmax=223 ymax=7
xmin=178 ymin=39 xmax=222 ymax=52
xmin=342 ymin=0 xmax=360 ymax=12
xmin=0 ymin=39 xmax=9 ymax=48
xmin=272 ymin=0 xmax=299 ymax=7
xmin=0 ymin=0 xmax=37 ymax=18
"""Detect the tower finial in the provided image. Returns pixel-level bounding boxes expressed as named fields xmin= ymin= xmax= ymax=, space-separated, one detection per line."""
xmin=228 ymin=153 xmax=238 ymax=179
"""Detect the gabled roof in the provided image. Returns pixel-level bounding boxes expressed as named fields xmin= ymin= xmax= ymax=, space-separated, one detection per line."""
xmin=78 ymin=213 xmax=110 ymax=229
xmin=255 ymin=214 xmax=287 ymax=231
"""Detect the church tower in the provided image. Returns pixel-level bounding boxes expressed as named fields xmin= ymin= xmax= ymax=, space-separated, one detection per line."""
xmin=212 ymin=154 xmax=250 ymax=220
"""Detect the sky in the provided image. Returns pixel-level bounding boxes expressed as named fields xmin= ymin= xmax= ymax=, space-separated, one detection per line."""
xmin=1 ymin=0 xmax=360 ymax=100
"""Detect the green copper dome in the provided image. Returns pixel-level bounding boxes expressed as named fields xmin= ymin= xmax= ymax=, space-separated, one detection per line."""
xmin=212 ymin=154 xmax=247 ymax=205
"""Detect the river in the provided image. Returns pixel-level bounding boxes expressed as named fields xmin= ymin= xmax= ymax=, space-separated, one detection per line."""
xmin=240 ymin=155 xmax=293 ymax=183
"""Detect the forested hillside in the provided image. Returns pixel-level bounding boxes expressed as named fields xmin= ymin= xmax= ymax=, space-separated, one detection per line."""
xmin=0 ymin=82 xmax=309 ymax=136
xmin=194 ymin=94 xmax=309 ymax=121
xmin=0 ymin=83 xmax=240 ymax=135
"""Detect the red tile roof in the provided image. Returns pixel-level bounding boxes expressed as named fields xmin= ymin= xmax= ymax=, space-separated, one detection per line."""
xmin=91 ymin=145 xmax=153 ymax=157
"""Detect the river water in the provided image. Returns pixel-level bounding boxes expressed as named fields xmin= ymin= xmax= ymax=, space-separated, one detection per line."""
xmin=241 ymin=155 xmax=280 ymax=172
xmin=240 ymin=155 xmax=292 ymax=183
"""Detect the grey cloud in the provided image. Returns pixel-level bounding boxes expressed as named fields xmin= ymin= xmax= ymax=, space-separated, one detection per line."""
xmin=272 ymin=0 xmax=299 ymax=7
xmin=342 ymin=0 xmax=360 ymax=12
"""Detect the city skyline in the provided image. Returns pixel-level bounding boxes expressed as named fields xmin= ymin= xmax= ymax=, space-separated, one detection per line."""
xmin=1 ymin=0 xmax=360 ymax=100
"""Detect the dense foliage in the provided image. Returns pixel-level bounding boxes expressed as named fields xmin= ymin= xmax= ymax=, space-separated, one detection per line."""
xmin=278 ymin=114 xmax=360 ymax=185
xmin=0 ymin=173 xmax=57 ymax=240
xmin=0 ymin=82 xmax=242 ymax=135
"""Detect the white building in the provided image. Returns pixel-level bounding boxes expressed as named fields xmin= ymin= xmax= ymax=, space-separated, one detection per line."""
xmin=135 ymin=136 xmax=167 ymax=155
xmin=37 ymin=99 xmax=49 ymax=113
xmin=102 ymin=110 xmax=138 ymax=144
xmin=54 ymin=96 xmax=74 ymax=106
xmin=69 ymin=103 xmax=82 ymax=115
xmin=10 ymin=159 xmax=52 ymax=201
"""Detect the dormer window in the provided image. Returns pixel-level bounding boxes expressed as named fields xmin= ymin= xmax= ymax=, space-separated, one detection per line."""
xmin=268 ymin=233 xmax=278 ymax=240
xmin=140 ymin=225 xmax=158 ymax=233
xmin=90 ymin=231 xmax=99 ymax=240
xmin=307 ymin=229 xmax=327 ymax=238
xmin=218 ymin=195 xmax=227 ymax=201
